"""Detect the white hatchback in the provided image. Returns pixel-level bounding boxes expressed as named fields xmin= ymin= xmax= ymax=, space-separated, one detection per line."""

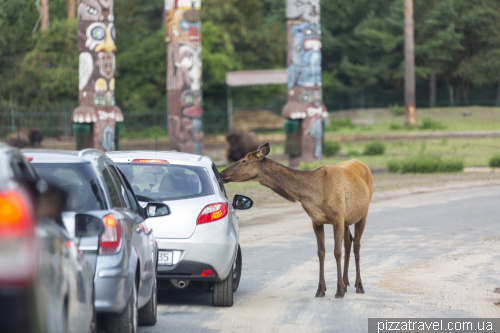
xmin=106 ymin=151 xmax=253 ymax=307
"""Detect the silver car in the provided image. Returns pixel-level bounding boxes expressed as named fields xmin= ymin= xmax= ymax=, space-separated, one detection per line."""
xmin=0 ymin=143 xmax=98 ymax=333
xmin=25 ymin=149 xmax=171 ymax=333
xmin=107 ymin=151 xmax=253 ymax=307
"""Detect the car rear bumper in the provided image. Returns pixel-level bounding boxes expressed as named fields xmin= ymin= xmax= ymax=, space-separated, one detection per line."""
xmin=155 ymin=218 xmax=238 ymax=281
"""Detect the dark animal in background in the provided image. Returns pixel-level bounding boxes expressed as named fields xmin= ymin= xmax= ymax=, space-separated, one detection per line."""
xmin=7 ymin=129 xmax=43 ymax=148
xmin=226 ymin=130 xmax=260 ymax=163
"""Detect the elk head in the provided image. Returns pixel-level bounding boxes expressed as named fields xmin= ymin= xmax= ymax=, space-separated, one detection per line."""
xmin=220 ymin=143 xmax=270 ymax=183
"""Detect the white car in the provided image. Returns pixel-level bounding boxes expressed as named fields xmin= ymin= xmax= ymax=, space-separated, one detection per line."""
xmin=106 ymin=151 xmax=253 ymax=307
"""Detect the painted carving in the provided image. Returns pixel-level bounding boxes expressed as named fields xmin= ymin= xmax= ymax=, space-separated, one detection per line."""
xmin=73 ymin=0 xmax=122 ymax=151
xmin=283 ymin=0 xmax=325 ymax=167
xmin=286 ymin=0 xmax=320 ymax=24
xmin=166 ymin=0 xmax=203 ymax=154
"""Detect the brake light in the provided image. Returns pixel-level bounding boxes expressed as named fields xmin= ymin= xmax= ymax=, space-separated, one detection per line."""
xmin=0 ymin=191 xmax=33 ymax=238
xmin=99 ymin=215 xmax=122 ymax=255
xmin=200 ymin=269 xmax=215 ymax=277
xmin=196 ymin=203 xmax=228 ymax=225
xmin=131 ymin=159 xmax=169 ymax=164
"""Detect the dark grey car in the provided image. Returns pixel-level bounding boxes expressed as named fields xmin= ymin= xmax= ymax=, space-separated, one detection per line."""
xmin=25 ymin=149 xmax=170 ymax=333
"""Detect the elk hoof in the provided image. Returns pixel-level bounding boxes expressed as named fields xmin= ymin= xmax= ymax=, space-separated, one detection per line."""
xmin=335 ymin=290 xmax=345 ymax=298
xmin=356 ymin=286 xmax=365 ymax=294
xmin=315 ymin=290 xmax=325 ymax=297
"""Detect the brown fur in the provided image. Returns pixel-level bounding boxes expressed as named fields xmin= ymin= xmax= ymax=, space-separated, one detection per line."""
xmin=220 ymin=143 xmax=373 ymax=298
xmin=225 ymin=130 xmax=259 ymax=163
xmin=7 ymin=129 xmax=43 ymax=148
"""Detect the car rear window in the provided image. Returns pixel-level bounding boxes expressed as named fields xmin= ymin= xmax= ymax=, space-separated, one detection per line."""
xmin=32 ymin=163 xmax=107 ymax=211
xmin=116 ymin=163 xmax=214 ymax=201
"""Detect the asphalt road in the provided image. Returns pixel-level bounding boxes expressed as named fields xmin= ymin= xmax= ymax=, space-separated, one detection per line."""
xmin=140 ymin=186 xmax=500 ymax=333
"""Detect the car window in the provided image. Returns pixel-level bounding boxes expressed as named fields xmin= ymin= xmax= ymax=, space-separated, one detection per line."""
xmin=115 ymin=166 xmax=140 ymax=213
xmin=212 ymin=163 xmax=228 ymax=199
xmin=108 ymin=165 xmax=131 ymax=209
xmin=32 ymin=163 xmax=107 ymax=211
xmin=102 ymin=167 xmax=125 ymax=208
xmin=116 ymin=163 xmax=214 ymax=201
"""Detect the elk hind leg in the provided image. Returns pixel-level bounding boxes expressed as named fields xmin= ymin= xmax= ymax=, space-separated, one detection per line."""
xmin=343 ymin=226 xmax=352 ymax=290
xmin=333 ymin=222 xmax=345 ymax=298
xmin=354 ymin=216 xmax=367 ymax=294
xmin=312 ymin=223 xmax=326 ymax=297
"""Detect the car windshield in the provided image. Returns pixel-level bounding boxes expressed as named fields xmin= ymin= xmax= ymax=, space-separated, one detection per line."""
xmin=116 ymin=163 xmax=214 ymax=201
xmin=32 ymin=162 xmax=107 ymax=211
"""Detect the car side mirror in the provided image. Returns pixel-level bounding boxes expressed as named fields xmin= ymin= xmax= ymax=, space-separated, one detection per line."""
xmin=232 ymin=194 xmax=253 ymax=210
xmin=145 ymin=202 xmax=171 ymax=217
xmin=75 ymin=214 xmax=105 ymax=237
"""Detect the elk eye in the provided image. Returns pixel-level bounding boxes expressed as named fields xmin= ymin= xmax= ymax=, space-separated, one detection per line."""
xmin=241 ymin=160 xmax=247 ymax=164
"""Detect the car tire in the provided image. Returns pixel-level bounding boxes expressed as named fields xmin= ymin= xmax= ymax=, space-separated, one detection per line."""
xmin=138 ymin=277 xmax=157 ymax=326
xmin=107 ymin=279 xmax=138 ymax=333
xmin=212 ymin=270 xmax=233 ymax=307
xmin=232 ymin=246 xmax=242 ymax=292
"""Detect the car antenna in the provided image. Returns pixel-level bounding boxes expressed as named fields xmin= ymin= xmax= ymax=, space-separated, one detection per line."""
xmin=156 ymin=135 xmax=158 ymax=154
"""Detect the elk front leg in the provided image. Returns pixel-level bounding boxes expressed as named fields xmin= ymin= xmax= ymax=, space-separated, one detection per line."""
xmin=354 ymin=216 xmax=367 ymax=294
xmin=312 ymin=223 xmax=326 ymax=297
xmin=343 ymin=226 xmax=352 ymax=291
xmin=333 ymin=222 xmax=345 ymax=298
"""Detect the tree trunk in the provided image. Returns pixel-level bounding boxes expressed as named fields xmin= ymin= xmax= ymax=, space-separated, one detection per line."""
xmin=448 ymin=85 xmax=454 ymax=107
xmin=496 ymin=81 xmax=500 ymax=107
xmin=429 ymin=72 xmax=436 ymax=108
xmin=40 ymin=0 xmax=49 ymax=31
xmin=67 ymin=0 xmax=75 ymax=19
xmin=404 ymin=0 xmax=417 ymax=126
xmin=461 ymin=80 xmax=470 ymax=106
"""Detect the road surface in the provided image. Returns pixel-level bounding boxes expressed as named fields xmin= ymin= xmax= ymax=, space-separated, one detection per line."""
xmin=140 ymin=186 xmax=500 ymax=333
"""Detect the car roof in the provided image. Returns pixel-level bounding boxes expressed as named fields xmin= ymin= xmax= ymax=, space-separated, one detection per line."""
xmin=22 ymin=148 xmax=112 ymax=166
xmin=106 ymin=151 xmax=214 ymax=168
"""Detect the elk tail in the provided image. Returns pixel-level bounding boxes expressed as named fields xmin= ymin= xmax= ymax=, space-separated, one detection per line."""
xmin=349 ymin=230 xmax=353 ymax=243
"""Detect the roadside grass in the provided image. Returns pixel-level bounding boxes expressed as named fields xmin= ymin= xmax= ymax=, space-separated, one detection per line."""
xmin=121 ymin=126 xmax=168 ymax=140
xmin=315 ymin=138 xmax=500 ymax=169
xmin=325 ymin=107 xmax=500 ymax=134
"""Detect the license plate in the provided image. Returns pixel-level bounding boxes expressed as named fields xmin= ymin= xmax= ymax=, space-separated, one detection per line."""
xmin=158 ymin=250 xmax=173 ymax=265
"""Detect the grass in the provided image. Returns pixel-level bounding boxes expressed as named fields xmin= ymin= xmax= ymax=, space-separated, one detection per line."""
xmin=489 ymin=155 xmax=500 ymax=168
xmin=314 ymin=138 xmax=500 ymax=169
xmin=325 ymin=107 xmax=500 ymax=134
xmin=387 ymin=155 xmax=464 ymax=173
xmin=323 ymin=140 xmax=341 ymax=156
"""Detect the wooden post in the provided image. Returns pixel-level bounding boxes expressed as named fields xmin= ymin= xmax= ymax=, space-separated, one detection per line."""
xmin=227 ymin=86 xmax=233 ymax=132
xmin=67 ymin=0 xmax=75 ymax=19
xmin=404 ymin=0 xmax=417 ymax=126
xmin=40 ymin=0 xmax=49 ymax=31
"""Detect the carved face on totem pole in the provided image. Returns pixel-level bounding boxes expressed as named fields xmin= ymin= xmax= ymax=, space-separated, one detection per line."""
xmin=166 ymin=0 xmax=203 ymax=154
xmin=73 ymin=0 xmax=122 ymax=151
xmin=283 ymin=0 xmax=326 ymax=166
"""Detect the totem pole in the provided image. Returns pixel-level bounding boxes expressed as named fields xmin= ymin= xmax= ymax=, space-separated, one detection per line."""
xmin=165 ymin=0 xmax=203 ymax=154
xmin=282 ymin=0 xmax=327 ymax=168
xmin=72 ymin=0 xmax=123 ymax=151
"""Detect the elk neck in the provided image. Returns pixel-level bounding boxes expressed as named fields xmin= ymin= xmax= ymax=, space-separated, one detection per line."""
xmin=257 ymin=158 xmax=320 ymax=203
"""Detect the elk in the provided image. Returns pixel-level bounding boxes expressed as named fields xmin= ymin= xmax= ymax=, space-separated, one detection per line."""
xmin=220 ymin=143 xmax=373 ymax=298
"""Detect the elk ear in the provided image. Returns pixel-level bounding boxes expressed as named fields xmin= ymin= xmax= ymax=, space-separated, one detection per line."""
xmin=256 ymin=143 xmax=270 ymax=159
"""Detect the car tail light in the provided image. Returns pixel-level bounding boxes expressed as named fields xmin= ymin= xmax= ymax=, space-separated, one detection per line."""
xmin=196 ymin=203 xmax=228 ymax=225
xmin=131 ymin=159 xmax=169 ymax=164
xmin=99 ymin=214 xmax=122 ymax=255
xmin=200 ymin=269 xmax=215 ymax=277
xmin=0 ymin=190 xmax=36 ymax=287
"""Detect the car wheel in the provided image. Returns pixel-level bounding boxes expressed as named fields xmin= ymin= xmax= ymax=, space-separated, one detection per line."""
xmin=212 ymin=270 xmax=233 ymax=307
xmin=107 ymin=278 xmax=138 ymax=333
xmin=138 ymin=277 xmax=157 ymax=326
xmin=232 ymin=246 xmax=242 ymax=292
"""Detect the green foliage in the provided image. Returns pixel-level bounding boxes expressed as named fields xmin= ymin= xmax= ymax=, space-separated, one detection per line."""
xmin=346 ymin=150 xmax=360 ymax=158
xmin=418 ymin=117 xmax=447 ymax=130
xmin=323 ymin=140 xmax=341 ymax=156
xmin=13 ymin=19 xmax=79 ymax=104
xmin=488 ymin=155 xmax=500 ymax=168
xmin=363 ymin=140 xmax=386 ymax=155
xmin=121 ymin=126 xmax=168 ymax=140
xmin=325 ymin=117 xmax=355 ymax=132
xmin=388 ymin=155 xmax=464 ymax=173
xmin=388 ymin=104 xmax=405 ymax=116
xmin=299 ymin=162 xmax=323 ymax=171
